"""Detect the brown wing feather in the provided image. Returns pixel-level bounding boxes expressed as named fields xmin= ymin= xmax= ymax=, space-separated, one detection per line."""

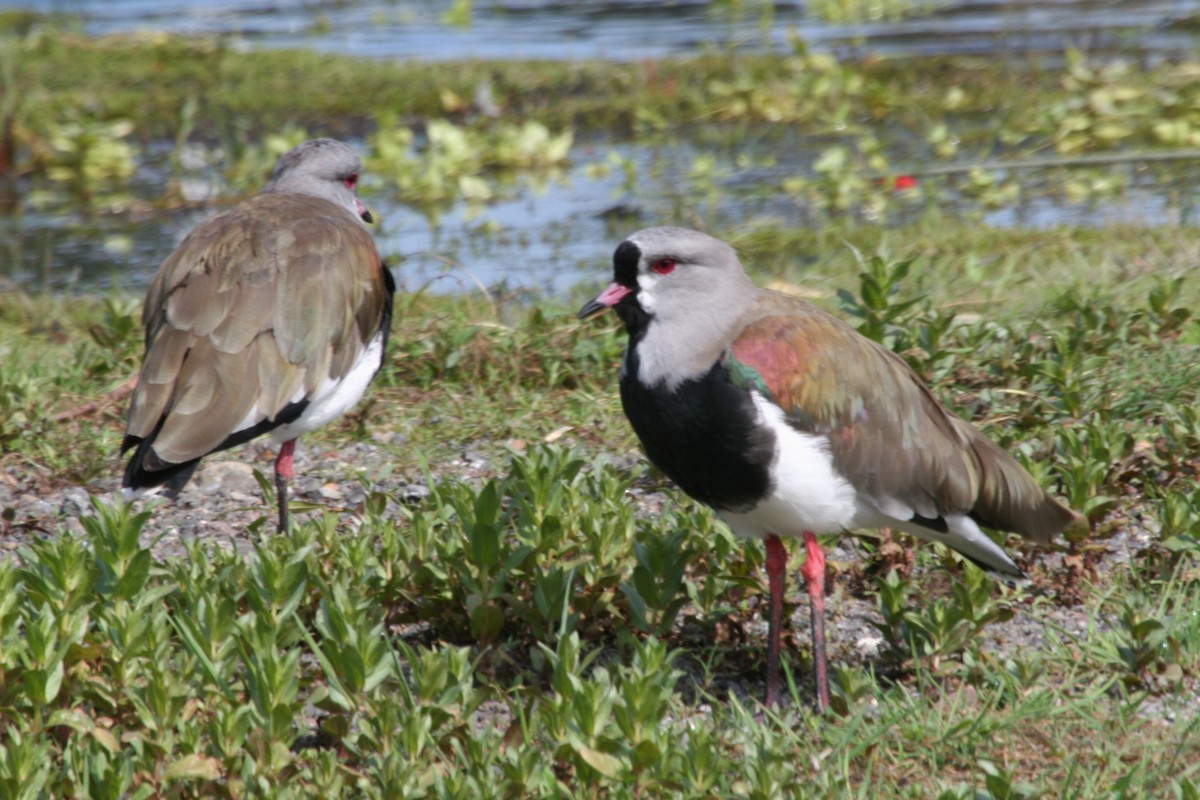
xmin=729 ymin=290 xmax=1082 ymax=541
xmin=125 ymin=193 xmax=387 ymax=467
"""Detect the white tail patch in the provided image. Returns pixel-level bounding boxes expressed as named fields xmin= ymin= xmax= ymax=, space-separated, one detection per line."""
xmin=854 ymin=503 xmax=1023 ymax=577
xmin=121 ymin=485 xmax=162 ymax=501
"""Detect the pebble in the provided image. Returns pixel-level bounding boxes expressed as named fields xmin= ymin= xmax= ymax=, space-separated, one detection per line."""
xmin=399 ymin=483 xmax=431 ymax=505
xmin=195 ymin=461 xmax=258 ymax=495
xmin=854 ymin=634 xmax=884 ymax=658
xmin=61 ymin=487 xmax=91 ymax=517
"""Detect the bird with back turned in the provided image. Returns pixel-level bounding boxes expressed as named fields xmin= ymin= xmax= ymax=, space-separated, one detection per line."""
xmin=121 ymin=138 xmax=395 ymax=532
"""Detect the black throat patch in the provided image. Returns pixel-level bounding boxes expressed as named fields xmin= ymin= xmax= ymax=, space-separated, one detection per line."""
xmin=619 ymin=348 xmax=775 ymax=513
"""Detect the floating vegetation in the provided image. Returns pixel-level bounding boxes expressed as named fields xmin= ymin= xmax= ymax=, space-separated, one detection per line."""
xmin=368 ymin=116 xmax=573 ymax=221
xmin=2 ymin=19 xmax=1200 ymax=229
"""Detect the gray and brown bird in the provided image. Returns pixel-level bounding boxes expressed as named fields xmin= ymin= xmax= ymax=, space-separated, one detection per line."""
xmin=578 ymin=226 xmax=1084 ymax=711
xmin=121 ymin=138 xmax=395 ymax=532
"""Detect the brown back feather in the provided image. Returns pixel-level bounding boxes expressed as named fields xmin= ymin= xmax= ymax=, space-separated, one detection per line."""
xmin=126 ymin=193 xmax=387 ymax=466
xmin=729 ymin=290 xmax=1082 ymax=542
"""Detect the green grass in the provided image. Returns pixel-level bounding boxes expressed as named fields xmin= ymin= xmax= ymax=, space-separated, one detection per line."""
xmin=735 ymin=220 xmax=1200 ymax=314
xmin=2 ymin=244 xmax=1199 ymax=797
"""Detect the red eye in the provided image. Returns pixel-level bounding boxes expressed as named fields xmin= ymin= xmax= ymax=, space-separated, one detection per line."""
xmin=651 ymin=258 xmax=677 ymax=275
xmin=343 ymin=173 xmax=358 ymax=189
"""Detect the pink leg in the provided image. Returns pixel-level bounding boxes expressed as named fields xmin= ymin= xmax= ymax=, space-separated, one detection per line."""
xmin=274 ymin=439 xmax=296 ymax=533
xmin=799 ymin=531 xmax=829 ymax=713
xmin=764 ymin=534 xmax=787 ymax=708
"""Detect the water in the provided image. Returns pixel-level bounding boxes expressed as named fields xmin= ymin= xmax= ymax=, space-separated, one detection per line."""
xmin=13 ymin=0 xmax=1200 ymax=62
xmin=0 ymin=135 xmax=728 ymax=295
xmin=2 ymin=0 xmax=1200 ymax=296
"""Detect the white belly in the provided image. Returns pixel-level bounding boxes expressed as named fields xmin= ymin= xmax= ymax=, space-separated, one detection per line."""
xmin=718 ymin=392 xmax=859 ymax=539
xmin=270 ymin=331 xmax=385 ymax=442
xmin=715 ymin=394 xmax=1024 ymax=576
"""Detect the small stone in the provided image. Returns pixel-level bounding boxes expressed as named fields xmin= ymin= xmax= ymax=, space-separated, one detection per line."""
xmin=399 ymin=483 xmax=430 ymax=505
xmin=855 ymin=634 xmax=884 ymax=658
xmin=195 ymin=461 xmax=258 ymax=495
xmin=61 ymin=488 xmax=91 ymax=517
xmin=26 ymin=500 xmax=57 ymax=521
xmin=458 ymin=449 xmax=490 ymax=472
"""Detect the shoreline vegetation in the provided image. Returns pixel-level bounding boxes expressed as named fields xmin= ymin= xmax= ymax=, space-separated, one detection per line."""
xmin=7 ymin=16 xmax=1200 ymax=227
xmin=1 ymin=11 xmax=1199 ymax=798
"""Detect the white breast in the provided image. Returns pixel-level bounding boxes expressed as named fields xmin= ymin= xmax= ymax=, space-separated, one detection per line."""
xmin=718 ymin=392 xmax=859 ymax=539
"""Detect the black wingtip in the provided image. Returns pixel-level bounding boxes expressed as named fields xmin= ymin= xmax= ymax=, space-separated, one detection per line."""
xmin=961 ymin=551 xmax=1028 ymax=583
xmin=121 ymin=435 xmax=201 ymax=500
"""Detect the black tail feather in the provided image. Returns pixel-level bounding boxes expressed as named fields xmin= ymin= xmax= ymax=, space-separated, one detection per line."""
xmin=120 ymin=398 xmax=310 ymax=499
xmin=121 ymin=432 xmax=202 ymax=499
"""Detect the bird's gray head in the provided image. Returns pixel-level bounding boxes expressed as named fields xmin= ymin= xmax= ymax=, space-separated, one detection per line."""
xmin=578 ymin=226 xmax=758 ymax=387
xmin=263 ymin=138 xmax=373 ymax=224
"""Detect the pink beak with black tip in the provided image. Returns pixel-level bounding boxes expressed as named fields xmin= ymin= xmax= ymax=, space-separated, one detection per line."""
xmin=577 ymin=283 xmax=633 ymax=319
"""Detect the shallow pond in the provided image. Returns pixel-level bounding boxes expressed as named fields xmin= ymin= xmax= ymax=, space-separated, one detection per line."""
xmin=14 ymin=0 xmax=1200 ymax=62
xmin=3 ymin=0 xmax=1200 ymax=296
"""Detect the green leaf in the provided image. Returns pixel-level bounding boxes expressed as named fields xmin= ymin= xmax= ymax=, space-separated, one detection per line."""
xmin=631 ymin=739 xmax=662 ymax=770
xmin=42 ymin=661 xmax=64 ymax=704
xmin=575 ymin=745 xmax=623 ymax=778
xmin=164 ymin=753 xmax=223 ymax=782
xmin=1162 ymin=535 xmax=1200 ymax=553
xmin=115 ymin=549 xmax=152 ymax=598
xmin=298 ymin=622 xmax=355 ymax=712
xmin=91 ymin=727 xmax=121 ymax=753
xmin=1130 ymin=619 xmax=1164 ymax=640
xmin=46 ymin=708 xmax=92 ymax=732
xmin=470 ymin=601 xmax=505 ymax=640
xmin=168 ymin=613 xmax=234 ymax=699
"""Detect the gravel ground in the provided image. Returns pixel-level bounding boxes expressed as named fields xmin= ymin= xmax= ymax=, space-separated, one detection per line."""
xmin=2 ymin=437 xmax=1197 ymax=723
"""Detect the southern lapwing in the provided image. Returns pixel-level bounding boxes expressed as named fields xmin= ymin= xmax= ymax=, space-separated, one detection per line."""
xmin=578 ymin=226 xmax=1084 ymax=711
xmin=121 ymin=138 xmax=395 ymax=532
